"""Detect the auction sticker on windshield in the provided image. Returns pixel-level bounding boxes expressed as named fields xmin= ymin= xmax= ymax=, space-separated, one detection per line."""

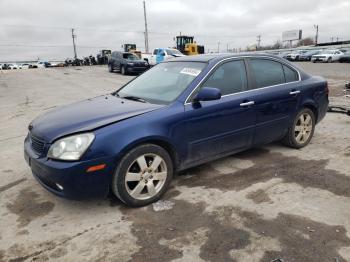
xmin=180 ymin=67 xmax=201 ymax=77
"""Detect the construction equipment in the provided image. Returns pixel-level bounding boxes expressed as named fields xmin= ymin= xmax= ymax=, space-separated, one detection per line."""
xmin=97 ymin=50 xmax=111 ymax=65
xmin=122 ymin=44 xmax=142 ymax=58
xmin=175 ymin=35 xmax=205 ymax=55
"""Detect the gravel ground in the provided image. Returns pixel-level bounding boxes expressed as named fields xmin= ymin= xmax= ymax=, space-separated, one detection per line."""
xmin=0 ymin=64 xmax=349 ymax=262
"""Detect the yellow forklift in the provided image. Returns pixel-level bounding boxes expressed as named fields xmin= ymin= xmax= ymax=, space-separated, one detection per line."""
xmin=175 ymin=35 xmax=205 ymax=55
xmin=122 ymin=44 xmax=142 ymax=58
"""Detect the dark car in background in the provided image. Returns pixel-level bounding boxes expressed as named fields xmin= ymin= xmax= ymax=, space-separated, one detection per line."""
xmin=299 ymin=50 xmax=322 ymax=61
xmin=339 ymin=50 xmax=350 ymax=63
xmin=108 ymin=51 xmax=149 ymax=75
xmin=24 ymin=53 xmax=329 ymax=207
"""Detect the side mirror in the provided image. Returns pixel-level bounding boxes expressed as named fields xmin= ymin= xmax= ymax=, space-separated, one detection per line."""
xmin=193 ymin=87 xmax=221 ymax=102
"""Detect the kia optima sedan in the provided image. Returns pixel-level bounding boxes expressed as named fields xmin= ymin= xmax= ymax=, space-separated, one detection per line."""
xmin=24 ymin=54 xmax=329 ymax=206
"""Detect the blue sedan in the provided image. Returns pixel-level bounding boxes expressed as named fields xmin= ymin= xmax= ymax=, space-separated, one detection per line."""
xmin=24 ymin=54 xmax=329 ymax=206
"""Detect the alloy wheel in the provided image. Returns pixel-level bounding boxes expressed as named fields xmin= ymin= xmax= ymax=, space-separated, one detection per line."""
xmin=125 ymin=153 xmax=168 ymax=200
xmin=294 ymin=113 xmax=313 ymax=144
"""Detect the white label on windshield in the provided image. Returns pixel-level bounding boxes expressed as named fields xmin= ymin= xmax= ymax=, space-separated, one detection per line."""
xmin=180 ymin=68 xmax=201 ymax=77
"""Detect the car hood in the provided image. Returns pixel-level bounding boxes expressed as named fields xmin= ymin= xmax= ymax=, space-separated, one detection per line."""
xmin=29 ymin=94 xmax=163 ymax=142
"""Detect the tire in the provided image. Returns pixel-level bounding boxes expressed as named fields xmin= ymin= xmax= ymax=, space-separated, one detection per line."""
xmin=121 ymin=65 xmax=127 ymax=75
xmin=112 ymin=144 xmax=173 ymax=207
xmin=108 ymin=64 xmax=113 ymax=73
xmin=282 ymin=108 xmax=315 ymax=149
xmin=327 ymin=57 xmax=332 ymax=63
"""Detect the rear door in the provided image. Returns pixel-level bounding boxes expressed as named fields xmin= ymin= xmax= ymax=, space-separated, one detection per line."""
xmin=246 ymin=58 xmax=301 ymax=145
xmin=184 ymin=59 xmax=256 ymax=164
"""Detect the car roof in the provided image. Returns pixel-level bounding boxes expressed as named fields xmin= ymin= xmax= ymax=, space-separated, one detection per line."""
xmin=168 ymin=53 xmax=284 ymax=63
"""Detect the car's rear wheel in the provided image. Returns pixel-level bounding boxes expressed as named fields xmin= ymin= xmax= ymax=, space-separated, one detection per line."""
xmin=282 ymin=108 xmax=315 ymax=149
xmin=112 ymin=144 xmax=173 ymax=207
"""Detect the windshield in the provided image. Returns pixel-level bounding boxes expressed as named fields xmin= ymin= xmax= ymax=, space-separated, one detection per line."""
xmin=117 ymin=62 xmax=206 ymax=105
xmin=123 ymin=53 xmax=139 ymax=60
xmin=167 ymin=49 xmax=182 ymax=56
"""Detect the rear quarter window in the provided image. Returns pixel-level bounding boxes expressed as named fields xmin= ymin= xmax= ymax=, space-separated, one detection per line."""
xmin=283 ymin=65 xmax=299 ymax=82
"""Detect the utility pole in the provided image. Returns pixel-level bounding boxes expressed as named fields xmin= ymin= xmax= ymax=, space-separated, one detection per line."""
xmin=226 ymin=43 xmax=229 ymax=52
xmin=314 ymin=25 xmax=319 ymax=45
xmin=331 ymin=37 xmax=334 ymax=43
xmin=71 ymin=28 xmax=77 ymax=60
xmin=217 ymin=41 xmax=220 ymax=53
xmin=257 ymin=35 xmax=261 ymax=50
xmin=336 ymin=37 xmax=339 ymax=42
xmin=143 ymin=0 xmax=149 ymax=53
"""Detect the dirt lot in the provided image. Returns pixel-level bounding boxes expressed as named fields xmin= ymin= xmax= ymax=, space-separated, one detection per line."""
xmin=0 ymin=63 xmax=349 ymax=262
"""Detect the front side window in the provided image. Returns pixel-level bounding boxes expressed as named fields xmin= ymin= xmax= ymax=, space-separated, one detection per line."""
xmin=250 ymin=59 xmax=285 ymax=88
xmin=117 ymin=62 xmax=206 ymax=104
xmin=201 ymin=60 xmax=247 ymax=96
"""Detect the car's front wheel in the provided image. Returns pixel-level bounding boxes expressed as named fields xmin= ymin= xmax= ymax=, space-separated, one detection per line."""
xmin=282 ymin=108 xmax=315 ymax=149
xmin=108 ymin=64 xmax=113 ymax=72
xmin=327 ymin=57 xmax=332 ymax=63
xmin=112 ymin=144 xmax=173 ymax=207
xmin=121 ymin=65 xmax=127 ymax=75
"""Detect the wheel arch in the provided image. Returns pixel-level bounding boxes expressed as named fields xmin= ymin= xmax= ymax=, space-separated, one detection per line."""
xmin=118 ymin=137 xmax=180 ymax=171
xmin=302 ymin=103 xmax=318 ymax=123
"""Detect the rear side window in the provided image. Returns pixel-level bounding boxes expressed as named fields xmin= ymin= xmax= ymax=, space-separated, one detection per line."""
xmin=250 ymin=59 xmax=285 ymax=88
xmin=283 ymin=65 xmax=299 ymax=82
xmin=153 ymin=49 xmax=159 ymax=55
xmin=201 ymin=60 xmax=247 ymax=96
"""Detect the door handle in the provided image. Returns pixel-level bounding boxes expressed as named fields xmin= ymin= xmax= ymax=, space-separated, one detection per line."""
xmin=240 ymin=101 xmax=255 ymax=107
xmin=289 ymin=90 xmax=300 ymax=95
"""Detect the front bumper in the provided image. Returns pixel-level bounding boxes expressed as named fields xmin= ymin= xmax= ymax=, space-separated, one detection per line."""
xmin=24 ymin=136 xmax=114 ymax=200
xmin=312 ymin=57 xmax=327 ymax=62
xmin=126 ymin=66 xmax=148 ymax=73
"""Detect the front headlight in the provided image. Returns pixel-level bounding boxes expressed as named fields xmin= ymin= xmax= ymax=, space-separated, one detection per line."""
xmin=48 ymin=133 xmax=95 ymax=160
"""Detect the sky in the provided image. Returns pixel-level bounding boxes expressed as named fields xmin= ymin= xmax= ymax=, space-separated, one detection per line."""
xmin=0 ymin=0 xmax=349 ymax=61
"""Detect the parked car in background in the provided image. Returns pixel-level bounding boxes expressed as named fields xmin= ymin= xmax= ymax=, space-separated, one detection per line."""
xmin=108 ymin=51 xmax=149 ymax=75
xmin=339 ymin=50 xmax=350 ymax=63
xmin=142 ymin=48 xmax=185 ymax=66
xmin=299 ymin=50 xmax=323 ymax=61
xmin=36 ymin=61 xmax=51 ymax=68
xmin=8 ymin=64 xmax=19 ymax=69
xmin=25 ymin=53 xmax=329 ymax=206
xmin=311 ymin=49 xmax=344 ymax=63
xmin=285 ymin=50 xmax=307 ymax=61
xmin=21 ymin=63 xmax=31 ymax=69
xmin=277 ymin=51 xmax=290 ymax=59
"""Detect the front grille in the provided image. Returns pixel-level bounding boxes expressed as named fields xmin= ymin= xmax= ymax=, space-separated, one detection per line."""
xmin=30 ymin=134 xmax=45 ymax=155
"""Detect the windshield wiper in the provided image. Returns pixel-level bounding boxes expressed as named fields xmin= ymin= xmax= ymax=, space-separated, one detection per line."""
xmin=122 ymin=95 xmax=148 ymax=103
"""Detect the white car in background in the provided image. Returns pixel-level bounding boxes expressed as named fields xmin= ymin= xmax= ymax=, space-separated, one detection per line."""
xmin=311 ymin=49 xmax=344 ymax=63
xmin=21 ymin=63 xmax=31 ymax=69
xmin=8 ymin=64 xmax=20 ymax=69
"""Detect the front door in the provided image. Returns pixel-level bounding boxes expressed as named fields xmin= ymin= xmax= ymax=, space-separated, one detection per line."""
xmin=184 ymin=59 xmax=256 ymax=164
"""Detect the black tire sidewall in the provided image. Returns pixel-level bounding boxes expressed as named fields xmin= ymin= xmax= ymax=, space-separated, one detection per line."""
xmin=108 ymin=64 xmax=113 ymax=72
xmin=112 ymin=144 xmax=173 ymax=207
xmin=290 ymin=108 xmax=315 ymax=148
